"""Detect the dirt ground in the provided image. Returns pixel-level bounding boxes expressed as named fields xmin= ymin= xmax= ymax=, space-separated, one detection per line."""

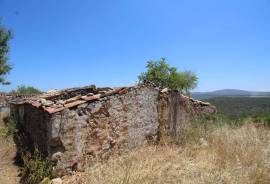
xmin=0 ymin=113 xmax=19 ymax=184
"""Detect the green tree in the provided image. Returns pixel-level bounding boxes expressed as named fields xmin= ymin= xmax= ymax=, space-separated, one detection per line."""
xmin=0 ymin=20 xmax=12 ymax=85
xmin=13 ymin=85 xmax=42 ymax=95
xmin=138 ymin=58 xmax=198 ymax=94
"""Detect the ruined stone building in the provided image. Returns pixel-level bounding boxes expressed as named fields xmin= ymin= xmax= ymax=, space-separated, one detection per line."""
xmin=11 ymin=83 xmax=216 ymax=176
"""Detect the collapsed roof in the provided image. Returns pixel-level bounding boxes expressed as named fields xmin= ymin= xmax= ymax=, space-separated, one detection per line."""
xmin=11 ymin=83 xmax=213 ymax=114
xmin=11 ymin=85 xmax=131 ymax=114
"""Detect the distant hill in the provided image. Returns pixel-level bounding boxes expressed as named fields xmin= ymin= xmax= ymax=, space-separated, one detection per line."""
xmin=192 ymin=89 xmax=270 ymax=99
xmin=205 ymin=97 xmax=270 ymax=118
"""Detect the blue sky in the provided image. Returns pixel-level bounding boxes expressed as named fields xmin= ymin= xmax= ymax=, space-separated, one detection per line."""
xmin=0 ymin=0 xmax=269 ymax=92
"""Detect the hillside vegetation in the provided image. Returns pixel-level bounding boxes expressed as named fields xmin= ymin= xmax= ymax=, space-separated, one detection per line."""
xmin=206 ymin=97 xmax=270 ymax=119
xmin=11 ymin=85 xmax=42 ymax=95
xmin=193 ymin=89 xmax=270 ymax=99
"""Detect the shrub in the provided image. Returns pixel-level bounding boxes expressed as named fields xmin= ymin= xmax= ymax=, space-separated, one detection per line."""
xmin=252 ymin=113 xmax=270 ymax=126
xmin=20 ymin=148 xmax=52 ymax=184
xmin=0 ymin=114 xmax=17 ymax=138
xmin=12 ymin=85 xmax=42 ymax=95
xmin=138 ymin=58 xmax=198 ymax=95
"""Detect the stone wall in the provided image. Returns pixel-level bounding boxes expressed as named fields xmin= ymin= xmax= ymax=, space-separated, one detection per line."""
xmin=48 ymin=86 xmax=160 ymax=176
xmin=11 ymin=84 xmax=216 ymax=177
xmin=158 ymin=90 xmax=216 ymax=139
xmin=12 ymin=104 xmax=51 ymax=154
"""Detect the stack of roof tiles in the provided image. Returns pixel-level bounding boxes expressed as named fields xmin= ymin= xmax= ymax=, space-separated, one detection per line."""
xmin=11 ymin=85 xmax=130 ymax=114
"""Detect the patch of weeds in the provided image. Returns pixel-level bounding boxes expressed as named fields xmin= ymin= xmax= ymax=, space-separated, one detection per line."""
xmin=251 ymin=113 xmax=270 ymax=126
xmin=20 ymin=148 xmax=53 ymax=184
xmin=0 ymin=115 xmax=17 ymax=138
xmin=0 ymin=126 xmax=9 ymax=137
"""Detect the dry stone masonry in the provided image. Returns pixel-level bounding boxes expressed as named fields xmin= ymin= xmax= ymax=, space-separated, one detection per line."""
xmin=11 ymin=83 xmax=216 ymax=176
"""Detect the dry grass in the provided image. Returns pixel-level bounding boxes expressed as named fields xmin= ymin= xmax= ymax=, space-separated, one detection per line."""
xmin=64 ymin=123 xmax=270 ymax=184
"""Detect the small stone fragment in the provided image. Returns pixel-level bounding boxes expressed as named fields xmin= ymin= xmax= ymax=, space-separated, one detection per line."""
xmin=40 ymin=99 xmax=54 ymax=106
xmin=40 ymin=99 xmax=47 ymax=105
xmin=161 ymin=88 xmax=169 ymax=93
xmin=51 ymin=178 xmax=63 ymax=184
xmin=51 ymin=152 xmax=63 ymax=162
xmin=40 ymin=177 xmax=51 ymax=184
xmin=56 ymin=100 xmax=65 ymax=105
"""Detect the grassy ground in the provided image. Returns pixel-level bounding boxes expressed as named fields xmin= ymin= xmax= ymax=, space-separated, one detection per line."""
xmin=0 ymin=112 xmax=19 ymax=184
xmin=1 ymin=111 xmax=270 ymax=184
xmin=63 ymin=121 xmax=270 ymax=184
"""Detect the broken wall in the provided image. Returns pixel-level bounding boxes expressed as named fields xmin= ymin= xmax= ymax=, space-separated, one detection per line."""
xmin=49 ymin=86 xmax=160 ymax=176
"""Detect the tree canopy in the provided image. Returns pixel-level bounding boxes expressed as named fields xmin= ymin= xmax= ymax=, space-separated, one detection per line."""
xmin=0 ymin=20 xmax=12 ymax=85
xmin=12 ymin=85 xmax=42 ymax=95
xmin=138 ymin=58 xmax=198 ymax=94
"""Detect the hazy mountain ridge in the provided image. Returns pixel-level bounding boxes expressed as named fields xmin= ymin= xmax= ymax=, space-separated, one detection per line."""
xmin=192 ymin=89 xmax=270 ymax=99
